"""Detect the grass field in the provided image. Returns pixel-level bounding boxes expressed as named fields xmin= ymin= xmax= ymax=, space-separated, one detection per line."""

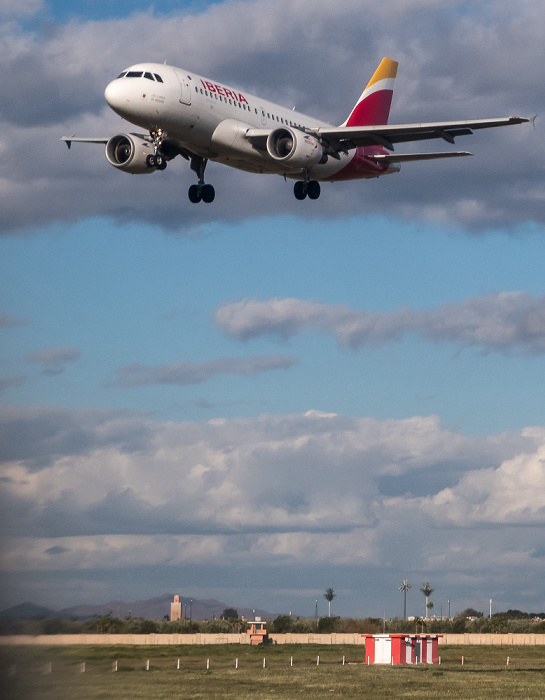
xmin=1 ymin=644 xmax=545 ymax=699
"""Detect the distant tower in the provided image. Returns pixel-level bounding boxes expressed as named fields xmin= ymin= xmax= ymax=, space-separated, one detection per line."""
xmin=170 ymin=594 xmax=182 ymax=621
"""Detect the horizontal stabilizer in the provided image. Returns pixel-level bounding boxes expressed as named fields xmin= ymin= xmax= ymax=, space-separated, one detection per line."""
xmin=373 ymin=151 xmax=473 ymax=163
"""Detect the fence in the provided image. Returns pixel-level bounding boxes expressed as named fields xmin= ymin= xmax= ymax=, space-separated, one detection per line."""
xmin=1 ymin=633 xmax=545 ymax=646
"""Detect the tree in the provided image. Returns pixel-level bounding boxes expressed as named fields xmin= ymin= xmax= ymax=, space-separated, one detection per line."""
xmin=420 ymin=582 xmax=434 ymax=620
xmin=323 ymin=588 xmax=336 ymax=617
xmin=221 ymin=608 xmax=238 ymax=620
xmin=399 ymin=580 xmax=411 ymax=620
xmin=460 ymin=607 xmax=483 ymax=619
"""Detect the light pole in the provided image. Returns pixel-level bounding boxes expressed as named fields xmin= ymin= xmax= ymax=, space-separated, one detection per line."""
xmin=489 ymin=599 xmax=492 ymax=619
xmin=448 ymin=599 xmax=450 ymax=619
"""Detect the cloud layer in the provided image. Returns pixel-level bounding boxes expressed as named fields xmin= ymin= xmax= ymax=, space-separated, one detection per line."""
xmin=215 ymin=292 xmax=545 ymax=354
xmin=2 ymin=0 xmax=543 ymax=234
xmin=1 ymin=404 xmax=544 ymax=611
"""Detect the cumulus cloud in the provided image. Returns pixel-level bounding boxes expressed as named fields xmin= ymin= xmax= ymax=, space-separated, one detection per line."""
xmin=215 ymin=292 xmax=545 ymax=354
xmin=423 ymin=426 xmax=545 ymax=526
xmin=25 ymin=346 xmax=81 ymax=374
xmin=2 ymin=404 xmax=545 ymax=611
xmin=1 ymin=0 xmax=542 ymax=234
xmin=0 ymin=405 xmax=537 ymax=543
xmin=113 ymin=354 xmax=297 ymax=387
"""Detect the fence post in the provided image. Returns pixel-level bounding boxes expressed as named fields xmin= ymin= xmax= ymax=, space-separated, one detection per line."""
xmin=263 ymin=658 xmax=266 ymax=669
xmin=236 ymin=658 xmax=238 ymax=669
xmin=317 ymin=655 xmax=320 ymax=666
xmin=206 ymin=659 xmax=210 ymax=670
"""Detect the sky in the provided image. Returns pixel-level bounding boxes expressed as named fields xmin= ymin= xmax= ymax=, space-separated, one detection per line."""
xmin=1 ymin=0 xmax=545 ymax=620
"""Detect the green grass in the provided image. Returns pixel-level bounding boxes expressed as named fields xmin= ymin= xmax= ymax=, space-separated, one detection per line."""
xmin=1 ymin=644 xmax=545 ymax=699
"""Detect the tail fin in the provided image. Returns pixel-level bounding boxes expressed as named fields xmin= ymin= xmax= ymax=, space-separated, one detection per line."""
xmin=341 ymin=57 xmax=398 ymax=127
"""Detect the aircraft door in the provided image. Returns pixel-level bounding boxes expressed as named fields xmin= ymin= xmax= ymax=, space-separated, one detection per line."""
xmin=260 ymin=107 xmax=267 ymax=125
xmin=175 ymin=71 xmax=192 ymax=105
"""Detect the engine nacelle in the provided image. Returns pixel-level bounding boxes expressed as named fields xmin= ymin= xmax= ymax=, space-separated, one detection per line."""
xmin=105 ymin=134 xmax=156 ymax=174
xmin=266 ymin=128 xmax=325 ymax=167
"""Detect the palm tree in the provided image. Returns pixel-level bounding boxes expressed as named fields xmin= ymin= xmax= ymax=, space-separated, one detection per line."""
xmin=398 ymin=580 xmax=411 ymax=620
xmin=323 ymin=588 xmax=336 ymax=617
xmin=420 ymin=582 xmax=434 ymax=620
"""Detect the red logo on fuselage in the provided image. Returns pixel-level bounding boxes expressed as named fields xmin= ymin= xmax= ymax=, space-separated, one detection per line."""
xmin=200 ymin=79 xmax=249 ymax=105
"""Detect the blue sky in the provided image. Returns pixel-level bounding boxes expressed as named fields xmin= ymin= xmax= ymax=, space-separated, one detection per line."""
xmin=1 ymin=0 xmax=545 ymax=619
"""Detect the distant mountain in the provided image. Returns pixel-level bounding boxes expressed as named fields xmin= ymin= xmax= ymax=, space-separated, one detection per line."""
xmin=1 ymin=593 xmax=277 ymax=621
xmin=0 ymin=602 xmax=56 ymax=619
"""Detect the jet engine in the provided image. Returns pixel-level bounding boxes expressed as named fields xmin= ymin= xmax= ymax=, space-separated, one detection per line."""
xmin=105 ymin=134 xmax=157 ymax=174
xmin=266 ymin=128 xmax=326 ymax=167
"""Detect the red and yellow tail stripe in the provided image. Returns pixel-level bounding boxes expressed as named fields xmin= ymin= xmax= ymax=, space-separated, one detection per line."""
xmin=343 ymin=57 xmax=398 ymax=127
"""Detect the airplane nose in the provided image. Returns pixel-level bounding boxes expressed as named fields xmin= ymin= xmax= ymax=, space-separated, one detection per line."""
xmin=104 ymin=80 xmax=123 ymax=109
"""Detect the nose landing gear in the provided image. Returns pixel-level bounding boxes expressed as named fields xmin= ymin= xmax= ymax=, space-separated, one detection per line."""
xmin=188 ymin=155 xmax=215 ymax=204
xmin=146 ymin=129 xmax=168 ymax=170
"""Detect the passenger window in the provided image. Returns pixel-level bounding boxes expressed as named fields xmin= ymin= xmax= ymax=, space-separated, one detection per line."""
xmin=154 ymin=74 xmax=164 ymax=83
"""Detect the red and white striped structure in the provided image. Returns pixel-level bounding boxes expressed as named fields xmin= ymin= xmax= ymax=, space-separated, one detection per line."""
xmin=364 ymin=634 xmax=442 ymax=665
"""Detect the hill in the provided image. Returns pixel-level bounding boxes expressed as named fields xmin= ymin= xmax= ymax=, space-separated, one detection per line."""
xmin=0 ymin=593 xmax=276 ymax=621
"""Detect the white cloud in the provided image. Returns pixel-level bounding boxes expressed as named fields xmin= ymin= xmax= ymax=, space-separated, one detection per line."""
xmin=423 ymin=427 xmax=545 ymax=526
xmin=215 ymin=292 xmax=545 ymax=354
xmin=113 ymin=354 xmax=297 ymax=387
xmin=25 ymin=346 xmax=81 ymax=375
xmin=2 ymin=404 xmax=545 ymax=612
xmin=0 ymin=0 xmax=43 ymax=17
xmin=0 ymin=312 xmax=29 ymax=327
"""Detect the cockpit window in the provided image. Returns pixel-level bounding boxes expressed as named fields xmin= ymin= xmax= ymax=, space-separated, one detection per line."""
xmin=154 ymin=73 xmax=164 ymax=83
xmin=126 ymin=71 xmax=144 ymax=78
xmin=144 ymin=72 xmax=155 ymax=81
xmin=117 ymin=72 xmax=127 ymax=79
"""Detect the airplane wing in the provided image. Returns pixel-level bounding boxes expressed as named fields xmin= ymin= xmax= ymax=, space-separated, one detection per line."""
xmin=312 ymin=116 xmax=529 ymax=153
xmin=61 ymin=137 xmax=109 ymax=149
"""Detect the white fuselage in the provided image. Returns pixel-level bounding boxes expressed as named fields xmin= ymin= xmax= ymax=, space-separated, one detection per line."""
xmin=104 ymin=62 xmax=387 ymax=181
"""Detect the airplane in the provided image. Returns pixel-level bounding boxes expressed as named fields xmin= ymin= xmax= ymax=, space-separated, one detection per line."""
xmin=61 ymin=57 xmax=529 ymax=204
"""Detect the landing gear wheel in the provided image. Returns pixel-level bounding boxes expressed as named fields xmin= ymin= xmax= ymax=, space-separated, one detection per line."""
xmin=307 ymin=181 xmax=321 ymax=200
xmin=201 ymin=184 xmax=215 ymax=203
xmin=155 ymin=155 xmax=167 ymax=170
xmin=294 ymin=181 xmax=307 ymax=200
xmin=146 ymin=154 xmax=156 ymax=168
xmin=188 ymin=184 xmax=202 ymax=203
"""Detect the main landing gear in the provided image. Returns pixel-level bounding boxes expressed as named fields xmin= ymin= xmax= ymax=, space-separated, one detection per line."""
xmin=188 ymin=155 xmax=215 ymax=204
xmin=293 ymin=177 xmax=321 ymax=200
